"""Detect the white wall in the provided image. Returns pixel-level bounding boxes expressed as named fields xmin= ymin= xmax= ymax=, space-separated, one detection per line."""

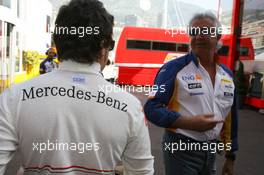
xmin=0 ymin=0 xmax=52 ymax=54
xmin=21 ymin=0 xmax=52 ymax=54
xmin=0 ymin=0 xmax=17 ymax=24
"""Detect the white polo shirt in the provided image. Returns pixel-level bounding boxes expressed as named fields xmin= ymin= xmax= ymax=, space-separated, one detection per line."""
xmin=0 ymin=61 xmax=154 ymax=175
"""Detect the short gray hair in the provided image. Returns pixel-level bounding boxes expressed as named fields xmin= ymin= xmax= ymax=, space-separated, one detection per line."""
xmin=188 ymin=11 xmax=222 ymax=39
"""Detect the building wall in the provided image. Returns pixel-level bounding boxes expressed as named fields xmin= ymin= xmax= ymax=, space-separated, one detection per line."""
xmin=21 ymin=0 xmax=52 ymax=53
xmin=0 ymin=0 xmax=17 ymax=24
xmin=0 ymin=0 xmax=52 ymax=92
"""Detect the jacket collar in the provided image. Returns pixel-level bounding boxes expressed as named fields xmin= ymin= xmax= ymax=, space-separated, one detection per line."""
xmin=57 ymin=60 xmax=102 ymax=76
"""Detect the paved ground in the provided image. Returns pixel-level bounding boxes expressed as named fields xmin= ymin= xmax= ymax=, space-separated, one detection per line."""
xmin=4 ymin=90 xmax=264 ymax=175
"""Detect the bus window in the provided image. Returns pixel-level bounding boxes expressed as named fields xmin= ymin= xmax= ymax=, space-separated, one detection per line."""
xmin=152 ymin=41 xmax=177 ymax=51
xmin=217 ymin=45 xmax=229 ymax=56
xmin=239 ymin=47 xmax=249 ymax=56
xmin=177 ymin=44 xmax=189 ymax=52
xmin=127 ymin=40 xmax=151 ymax=50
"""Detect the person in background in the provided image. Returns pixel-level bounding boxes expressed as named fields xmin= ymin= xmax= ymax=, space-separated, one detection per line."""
xmin=144 ymin=12 xmax=238 ymax=175
xmin=39 ymin=47 xmax=58 ymax=74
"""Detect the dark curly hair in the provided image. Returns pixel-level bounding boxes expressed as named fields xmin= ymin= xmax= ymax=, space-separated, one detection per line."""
xmin=53 ymin=0 xmax=114 ymax=64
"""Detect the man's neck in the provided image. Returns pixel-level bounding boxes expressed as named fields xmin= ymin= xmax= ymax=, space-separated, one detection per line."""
xmin=197 ymin=51 xmax=216 ymax=87
xmin=197 ymin=51 xmax=215 ymax=68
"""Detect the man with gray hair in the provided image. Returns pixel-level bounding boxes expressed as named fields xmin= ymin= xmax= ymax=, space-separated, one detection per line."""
xmin=145 ymin=12 xmax=238 ymax=175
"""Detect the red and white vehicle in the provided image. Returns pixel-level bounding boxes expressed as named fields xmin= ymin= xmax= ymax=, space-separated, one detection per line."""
xmin=115 ymin=26 xmax=254 ymax=86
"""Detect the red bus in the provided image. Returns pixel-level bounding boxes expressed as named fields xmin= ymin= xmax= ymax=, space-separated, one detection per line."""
xmin=115 ymin=26 xmax=254 ymax=86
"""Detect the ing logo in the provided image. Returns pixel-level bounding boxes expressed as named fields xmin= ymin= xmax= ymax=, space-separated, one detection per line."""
xmin=182 ymin=74 xmax=202 ymax=81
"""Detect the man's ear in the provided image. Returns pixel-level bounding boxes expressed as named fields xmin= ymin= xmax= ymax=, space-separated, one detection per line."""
xmin=97 ymin=41 xmax=105 ymax=62
xmin=97 ymin=48 xmax=107 ymax=62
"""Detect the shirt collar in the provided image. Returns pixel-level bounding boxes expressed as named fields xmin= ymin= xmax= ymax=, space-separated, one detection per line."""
xmin=189 ymin=51 xmax=199 ymax=67
xmin=57 ymin=60 xmax=102 ymax=76
xmin=189 ymin=51 xmax=220 ymax=68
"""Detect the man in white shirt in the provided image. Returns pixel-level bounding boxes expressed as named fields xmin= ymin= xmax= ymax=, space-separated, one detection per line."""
xmin=144 ymin=12 xmax=238 ymax=175
xmin=0 ymin=0 xmax=154 ymax=174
